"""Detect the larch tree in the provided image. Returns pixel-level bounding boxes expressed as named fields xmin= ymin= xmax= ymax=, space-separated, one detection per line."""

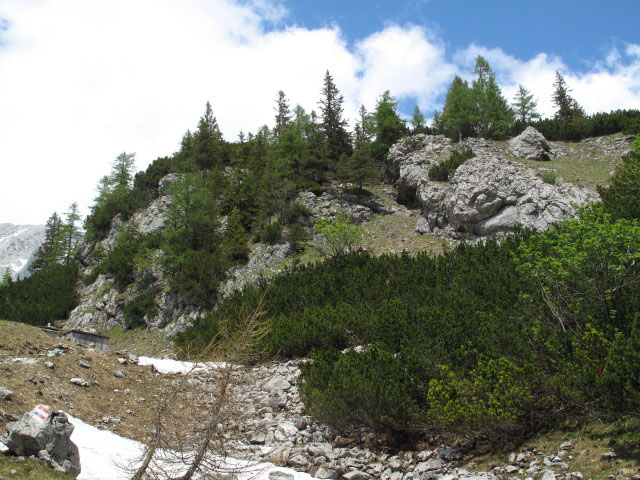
xmin=512 ymin=85 xmax=541 ymax=123
xmin=552 ymin=71 xmax=584 ymax=119
xmin=63 ymin=202 xmax=81 ymax=264
xmin=441 ymin=76 xmax=475 ymax=141
xmin=471 ymin=56 xmax=513 ymax=139
xmin=410 ymin=105 xmax=427 ymax=133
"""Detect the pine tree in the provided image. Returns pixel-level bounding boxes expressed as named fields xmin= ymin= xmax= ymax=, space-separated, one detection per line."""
xmin=552 ymin=71 xmax=584 ymax=119
xmin=30 ymin=212 xmax=65 ymax=272
xmin=410 ymin=105 xmax=426 ymax=133
xmin=512 ymin=85 xmax=541 ymax=123
xmin=273 ymin=90 xmax=292 ymax=139
xmin=471 ymin=56 xmax=513 ymax=139
xmin=318 ymin=70 xmax=352 ymax=169
xmin=441 ymin=76 xmax=475 ymax=141
xmin=194 ymin=101 xmax=224 ymax=170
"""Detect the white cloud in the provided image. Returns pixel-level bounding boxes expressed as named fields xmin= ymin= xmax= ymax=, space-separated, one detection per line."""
xmin=0 ymin=2 xmax=639 ymax=225
xmin=457 ymin=43 xmax=640 ymax=118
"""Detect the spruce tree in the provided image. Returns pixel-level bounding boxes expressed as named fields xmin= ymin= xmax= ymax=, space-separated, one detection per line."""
xmin=372 ymin=91 xmax=405 ymax=162
xmin=512 ymin=85 xmax=541 ymax=123
xmin=339 ymin=105 xmax=378 ymax=190
xmin=194 ymin=101 xmax=224 ymax=170
xmin=552 ymin=71 xmax=584 ymax=119
xmin=273 ymin=90 xmax=292 ymax=139
xmin=30 ymin=212 xmax=65 ymax=272
xmin=318 ymin=70 xmax=352 ymax=169
xmin=301 ymin=110 xmax=329 ymax=188
xmin=224 ymin=207 xmax=250 ymax=261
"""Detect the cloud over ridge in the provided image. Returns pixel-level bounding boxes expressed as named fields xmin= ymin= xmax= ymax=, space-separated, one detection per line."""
xmin=0 ymin=0 xmax=639 ymax=224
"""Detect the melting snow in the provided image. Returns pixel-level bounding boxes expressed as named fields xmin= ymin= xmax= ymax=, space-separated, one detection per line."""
xmin=68 ymin=414 xmax=317 ymax=480
xmin=138 ymin=356 xmax=228 ymax=374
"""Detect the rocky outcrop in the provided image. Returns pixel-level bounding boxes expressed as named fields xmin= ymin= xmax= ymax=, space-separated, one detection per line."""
xmin=508 ymin=126 xmax=555 ymax=161
xmin=295 ymin=187 xmax=392 ymax=224
xmin=419 ymin=156 xmax=595 ymax=238
xmin=1 ymin=406 xmax=80 ymax=477
xmin=68 ymin=174 xmax=196 ymax=335
xmin=386 ymin=135 xmax=596 ymax=239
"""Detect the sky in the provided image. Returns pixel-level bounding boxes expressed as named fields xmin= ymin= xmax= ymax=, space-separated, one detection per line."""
xmin=1 ymin=0 xmax=639 ymax=225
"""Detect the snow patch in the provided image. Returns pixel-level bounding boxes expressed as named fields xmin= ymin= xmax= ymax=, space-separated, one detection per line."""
xmin=67 ymin=414 xmax=318 ymax=480
xmin=138 ymin=356 xmax=229 ymax=374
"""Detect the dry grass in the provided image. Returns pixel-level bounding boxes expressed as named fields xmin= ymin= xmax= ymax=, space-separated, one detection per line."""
xmin=467 ymin=417 xmax=640 ymax=480
xmin=0 ymin=320 xmax=205 ymax=445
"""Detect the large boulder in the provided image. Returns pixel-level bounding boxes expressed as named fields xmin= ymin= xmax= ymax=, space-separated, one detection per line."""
xmin=1 ymin=405 xmax=81 ymax=477
xmin=508 ymin=126 xmax=555 ymax=161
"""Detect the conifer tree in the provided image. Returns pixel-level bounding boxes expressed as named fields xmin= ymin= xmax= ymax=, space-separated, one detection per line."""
xmin=30 ymin=212 xmax=65 ymax=272
xmin=301 ymin=110 xmax=329 ymax=188
xmin=552 ymin=71 xmax=584 ymax=119
xmin=318 ymin=70 xmax=352 ymax=169
xmin=223 ymin=207 xmax=250 ymax=261
xmin=110 ymin=152 xmax=136 ymax=189
xmin=471 ymin=56 xmax=513 ymax=139
xmin=512 ymin=85 xmax=541 ymax=123
xmin=339 ymin=105 xmax=378 ymax=190
xmin=1 ymin=268 xmax=12 ymax=285
xmin=273 ymin=90 xmax=292 ymax=139
xmin=372 ymin=91 xmax=406 ymax=162
xmin=410 ymin=105 xmax=426 ymax=133
xmin=441 ymin=76 xmax=475 ymax=141
xmin=194 ymin=101 xmax=224 ymax=170
xmin=63 ymin=202 xmax=81 ymax=264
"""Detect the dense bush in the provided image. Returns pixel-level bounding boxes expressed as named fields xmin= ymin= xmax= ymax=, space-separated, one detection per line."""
xmin=123 ymin=290 xmax=157 ymax=330
xmin=428 ymin=147 xmax=474 ymax=181
xmin=599 ymin=136 xmax=640 ymax=221
xmin=509 ymin=109 xmax=640 ymax=141
xmin=0 ymin=264 xmax=78 ymax=325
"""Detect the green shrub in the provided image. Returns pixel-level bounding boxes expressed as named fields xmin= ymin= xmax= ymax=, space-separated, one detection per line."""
xmin=540 ymin=170 xmax=557 ymax=185
xmin=428 ymin=147 xmax=474 ymax=181
xmin=282 ymin=202 xmax=311 ymax=225
xmin=599 ymin=136 xmax=640 ymax=221
xmin=257 ymin=222 xmax=282 ymax=244
xmin=313 ymin=215 xmax=366 ymax=256
xmin=123 ymin=290 xmax=157 ymax=330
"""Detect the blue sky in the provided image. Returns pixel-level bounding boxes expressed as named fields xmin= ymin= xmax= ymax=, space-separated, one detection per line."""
xmin=0 ymin=0 xmax=639 ymax=224
xmin=287 ymin=0 xmax=637 ymax=70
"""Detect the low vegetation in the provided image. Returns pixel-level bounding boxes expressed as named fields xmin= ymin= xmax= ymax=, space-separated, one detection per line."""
xmin=178 ymin=138 xmax=640 ymax=441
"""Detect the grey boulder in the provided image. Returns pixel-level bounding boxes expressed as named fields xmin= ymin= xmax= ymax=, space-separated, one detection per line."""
xmin=508 ymin=126 xmax=555 ymax=161
xmin=1 ymin=406 xmax=80 ymax=477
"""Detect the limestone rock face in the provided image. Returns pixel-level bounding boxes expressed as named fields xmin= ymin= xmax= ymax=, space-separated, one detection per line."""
xmin=420 ymin=156 xmax=594 ymax=237
xmin=1 ymin=406 xmax=80 ymax=477
xmin=508 ymin=126 xmax=555 ymax=161
xmin=295 ymin=187 xmax=391 ymax=224
xmin=387 ymin=134 xmax=596 ymax=239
